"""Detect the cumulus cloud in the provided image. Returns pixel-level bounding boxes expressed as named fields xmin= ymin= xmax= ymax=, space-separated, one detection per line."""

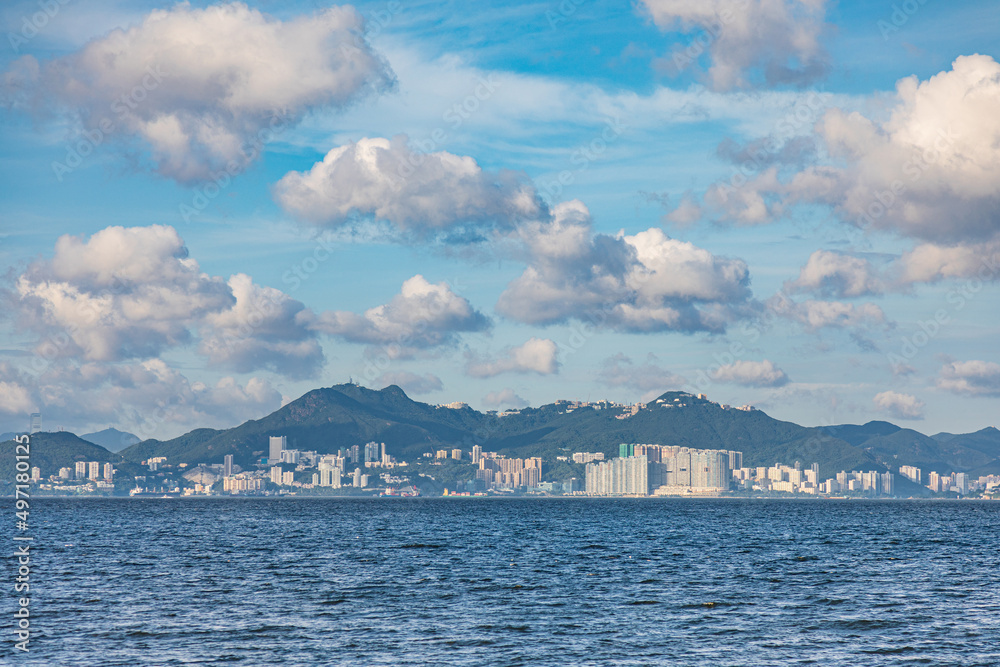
xmin=465 ymin=338 xmax=560 ymax=378
xmin=0 ymin=378 xmax=34 ymax=415
xmin=937 ymin=360 xmax=1000 ymax=397
xmin=12 ymin=225 xmax=233 ymax=361
xmin=873 ymin=390 xmax=925 ymax=420
xmin=274 ymin=136 xmax=544 ymax=236
xmin=640 ymin=0 xmax=831 ymax=90
xmin=598 ymin=353 xmax=686 ymax=392
xmin=712 ymin=359 xmax=789 ymax=387
xmin=374 ymin=371 xmax=443 ymax=395
xmin=712 ymin=56 xmax=1000 ymax=249
xmin=786 ymin=250 xmax=886 ymax=298
xmin=768 ymin=294 xmax=887 ymax=331
xmin=896 ymin=241 xmax=1000 ymax=285
xmin=2 ymin=2 xmax=393 ymax=183
xmin=496 ymin=201 xmax=754 ymax=333
xmin=199 ymin=274 xmax=324 ymax=379
xmin=0 ymin=360 xmax=281 ymax=438
xmin=307 ymin=275 xmax=490 ymax=356
xmin=663 ymin=192 xmax=704 ymax=227
xmin=6 ymin=224 xmax=329 ymax=379
xmin=482 ymin=389 xmax=529 ymax=410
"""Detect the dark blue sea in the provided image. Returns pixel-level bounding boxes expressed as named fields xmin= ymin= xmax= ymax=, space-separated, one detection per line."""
xmin=8 ymin=498 xmax=1000 ymax=665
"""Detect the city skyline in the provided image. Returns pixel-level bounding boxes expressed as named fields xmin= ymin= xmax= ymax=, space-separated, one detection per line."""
xmin=2 ymin=0 xmax=999 ymax=441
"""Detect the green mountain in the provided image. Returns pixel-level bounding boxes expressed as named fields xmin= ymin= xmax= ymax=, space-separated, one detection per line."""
xmin=118 ymin=385 xmax=881 ymax=479
xmin=825 ymin=421 xmax=1000 ymax=475
xmin=0 ymin=432 xmax=116 ymax=482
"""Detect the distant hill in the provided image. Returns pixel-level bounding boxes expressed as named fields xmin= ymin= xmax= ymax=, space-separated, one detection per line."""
xmin=119 ymin=384 xmax=880 ymax=479
xmin=824 ymin=421 xmax=1000 ymax=474
xmin=80 ymin=428 xmax=141 ymax=453
xmin=0 ymin=432 xmax=116 ymax=482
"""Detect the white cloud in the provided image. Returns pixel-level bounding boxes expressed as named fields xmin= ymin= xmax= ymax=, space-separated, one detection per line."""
xmin=496 ymin=201 xmax=754 ymax=333
xmin=0 ymin=379 xmax=33 ymax=415
xmin=198 ymin=274 xmax=324 ymax=379
xmin=873 ymin=390 xmax=925 ymax=420
xmin=274 ymin=135 xmax=544 ymax=236
xmin=712 ymin=359 xmax=789 ymax=387
xmin=896 ymin=241 xmax=1000 ymax=285
xmin=307 ymin=275 xmax=489 ymax=355
xmin=937 ymin=360 xmax=1000 ymax=397
xmin=0 ymin=360 xmax=281 ymax=438
xmin=7 ymin=225 xmax=328 ymax=379
xmin=768 ymin=294 xmax=887 ymax=331
xmin=639 ymin=0 xmax=830 ymax=90
xmin=13 ymin=225 xmax=232 ymax=362
xmin=465 ymin=337 xmax=560 ymax=378
xmin=3 ymin=2 xmax=393 ymax=183
xmin=374 ymin=371 xmax=443 ymax=395
xmin=598 ymin=353 xmax=686 ymax=392
xmin=712 ymin=56 xmax=1000 ymax=247
xmin=786 ymin=250 xmax=885 ymax=298
xmin=482 ymin=388 xmax=529 ymax=410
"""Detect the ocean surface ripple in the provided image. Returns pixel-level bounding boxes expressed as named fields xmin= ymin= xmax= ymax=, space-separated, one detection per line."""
xmin=15 ymin=498 xmax=1000 ymax=666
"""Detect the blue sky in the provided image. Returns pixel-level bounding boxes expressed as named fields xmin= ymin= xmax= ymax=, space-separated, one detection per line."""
xmin=1 ymin=0 xmax=998 ymax=439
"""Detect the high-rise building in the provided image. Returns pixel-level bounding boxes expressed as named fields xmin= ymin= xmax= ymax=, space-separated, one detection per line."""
xmin=927 ymin=471 xmax=941 ymax=492
xmin=269 ymin=436 xmax=286 ymax=463
xmin=619 ymin=443 xmax=635 ymax=458
xmin=59 ymin=467 xmax=72 ymax=480
xmin=223 ymin=454 xmax=233 ymax=478
xmin=899 ymin=465 xmax=921 ymax=484
xmin=282 ymin=471 xmax=294 ymax=486
xmin=436 ymin=449 xmax=449 ymax=459
xmin=270 ymin=466 xmax=283 ymax=485
xmin=472 ymin=445 xmax=482 ymax=464
xmin=881 ymin=472 xmax=895 ymax=495
xmin=29 ymin=413 xmax=41 ymax=434
xmin=451 ymin=448 xmax=463 ymax=460
xmin=954 ymin=472 xmax=969 ymax=495
xmin=31 ymin=467 xmax=40 ymax=482
xmin=364 ymin=442 xmax=381 ymax=464
xmin=103 ymin=463 xmax=114 ymax=481
xmin=353 ymin=468 xmax=362 ymax=487
xmin=728 ymin=450 xmax=743 ymax=470
xmin=348 ymin=444 xmax=360 ymax=464
xmin=586 ymin=455 xmax=650 ymax=496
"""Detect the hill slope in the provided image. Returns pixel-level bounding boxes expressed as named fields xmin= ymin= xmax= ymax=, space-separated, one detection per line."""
xmin=120 ymin=386 xmax=879 ymax=478
xmin=81 ymin=428 xmax=141 ymax=453
xmin=0 ymin=432 xmax=116 ymax=482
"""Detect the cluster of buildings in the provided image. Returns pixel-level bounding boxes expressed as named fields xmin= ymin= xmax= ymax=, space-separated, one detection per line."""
xmin=32 ymin=460 xmax=116 ymax=494
xmin=732 ymin=463 xmax=896 ymax=495
xmin=474 ymin=449 xmax=544 ymax=491
xmin=586 ymin=445 xmax=740 ymax=496
xmin=899 ymin=466 xmax=1000 ymax=495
